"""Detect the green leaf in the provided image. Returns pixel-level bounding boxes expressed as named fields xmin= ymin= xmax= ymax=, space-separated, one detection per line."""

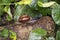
xmin=0 ymin=5 xmax=4 ymax=16
xmin=32 ymin=28 xmax=47 ymax=36
xmin=29 ymin=32 xmax=44 ymax=40
xmin=42 ymin=2 xmax=56 ymax=7
xmin=0 ymin=29 xmax=16 ymax=40
xmin=0 ymin=0 xmax=18 ymax=5
xmin=52 ymin=3 xmax=60 ymax=25
xmin=14 ymin=5 xmax=42 ymax=21
xmin=6 ymin=15 xmax=12 ymax=21
xmin=38 ymin=1 xmax=56 ymax=7
xmin=37 ymin=1 xmax=54 ymax=16
xmin=1 ymin=29 xmax=9 ymax=38
xmin=2 ymin=0 xmax=11 ymax=3
xmin=14 ymin=5 xmax=25 ymax=21
xmin=38 ymin=1 xmax=60 ymax=23
xmin=9 ymin=30 xmax=16 ymax=40
xmin=38 ymin=0 xmax=48 ymax=3
xmin=10 ymin=0 xmax=16 ymax=2
xmin=4 ymin=6 xmax=12 ymax=21
xmin=16 ymin=0 xmax=32 ymax=5
xmin=29 ymin=0 xmax=38 ymax=10
xmin=56 ymin=31 xmax=60 ymax=40
xmin=29 ymin=28 xmax=47 ymax=40
xmin=0 ymin=0 xmax=11 ymax=5
xmin=37 ymin=0 xmax=48 ymax=7
xmin=38 ymin=1 xmax=43 ymax=7
xmin=46 ymin=37 xmax=55 ymax=40
xmin=37 ymin=4 xmax=51 ymax=16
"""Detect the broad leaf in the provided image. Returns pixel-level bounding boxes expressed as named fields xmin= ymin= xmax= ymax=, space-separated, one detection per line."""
xmin=38 ymin=0 xmax=48 ymax=7
xmin=14 ymin=5 xmax=26 ymax=21
xmin=29 ymin=28 xmax=47 ymax=40
xmin=0 ymin=29 xmax=16 ymax=40
xmin=0 ymin=29 xmax=9 ymax=38
xmin=37 ymin=7 xmax=51 ymax=16
xmin=32 ymin=28 xmax=47 ymax=36
xmin=38 ymin=1 xmax=60 ymax=23
xmin=46 ymin=37 xmax=55 ymax=40
xmin=0 ymin=0 xmax=11 ymax=5
xmin=16 ymin=0 xmax=32 ymax=5
xmin=0 ymin=0 xmax=17 ymax=5
xmin=42 ymin=2 xmax=56 ymax=7
xmin=52 ymin=3 xmax=60 ymax=25
xmin=0 ymin=6 xmax=4 ymax=16
xmin=38 ymin=0 xmax=48 ymax=3
xmin=38 ymin=1 xmax=56 ymax=7
xmin=4 ymin=6 xmax=12 ymax=21
xmin=29 ymin=32 xmax=44 ymax=40
xmin=37 ymin=1 xmax=58 ymax=16
xmin=14 ymin=5 xmax=42 ymax=21
xmin=56 ymin=31 xmax=60 ymax=40
xmin=9 ymin=30 xmax=16 ymax=40
xmin=29 ymin=0 xmax=38 ymax=10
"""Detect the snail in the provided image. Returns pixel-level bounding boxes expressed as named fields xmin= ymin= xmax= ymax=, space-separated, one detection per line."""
xmin=18 ymin=15 xmax=30 ymax=23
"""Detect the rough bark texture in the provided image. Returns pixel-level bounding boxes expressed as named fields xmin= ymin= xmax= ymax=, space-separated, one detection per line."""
xmin=13 ymin=16 xmax=55 ymax=40
xmin=0 ymin=16 xmax=55 ymax=40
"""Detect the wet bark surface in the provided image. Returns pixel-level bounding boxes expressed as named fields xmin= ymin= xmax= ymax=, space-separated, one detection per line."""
xmin=0 ymin=16 xmax=55 ymax=40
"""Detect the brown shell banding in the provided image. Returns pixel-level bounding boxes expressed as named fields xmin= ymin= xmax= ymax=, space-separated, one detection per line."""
xmin=18 ymin=15 xmax=30 ymax=23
